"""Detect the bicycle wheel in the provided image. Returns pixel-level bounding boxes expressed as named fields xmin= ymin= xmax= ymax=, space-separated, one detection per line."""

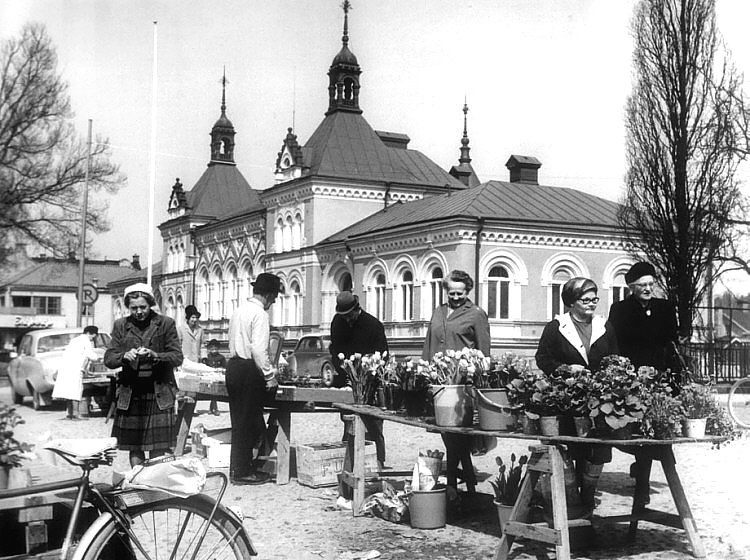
xmin=728 ymin=377 xmax=750 ymax=429
xmin=80 ymin=494 xmax=256 ymax=559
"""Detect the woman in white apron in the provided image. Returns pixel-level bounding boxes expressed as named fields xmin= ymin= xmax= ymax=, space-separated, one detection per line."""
xmin=52 ymin=325 xmax=99 ymax=419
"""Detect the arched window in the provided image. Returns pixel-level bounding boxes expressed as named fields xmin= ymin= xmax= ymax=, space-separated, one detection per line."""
xmin=178 ymin=243 xmax=185 ymax=271
xmin=211 ymin=268 xmax=224 ymax=319
xmin=166 ymin=296 xmax=175 ymax=321
xmin=339 ymin=272 xmax=353 ymax=293
xmin=612 ymin=272 xmax=630 ymax=303
xmin=429 ymin=267 xmax=444 ymax=311
xmin=374 ymin=273 xmax=386 ymax=321
xmin=487 ymin=265 xmax=510 ymax=319
xmin=550 ymin=268 xmax=573 ymax=318
xmin=288 ymin=280 xmax=301 ymax=325
xmin=275 ymin=218 xmax=283 ymax=254
xmin=398 ymin=270 xmax=414 ymax=321
xmin=227 ymin=265 xmax=239 ymax=314
xmin=283 ymin=216 xmax=293 ymax=252
xmin=176 ymin=295 xmax=184 ymax=327
xmin=199 ymin=270 xmax=210 ymax=318
xmin=243 ymin=263 xmax=254 ymax=301
xmin=292 ymin=213 xmax=302 ymax=250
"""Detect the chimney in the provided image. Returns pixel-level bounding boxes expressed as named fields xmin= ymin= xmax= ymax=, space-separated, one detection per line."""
xmin=505 ymin=155 xmax=541 ymax=185
xmin=131 ymin=254 xmax=141 ymax=270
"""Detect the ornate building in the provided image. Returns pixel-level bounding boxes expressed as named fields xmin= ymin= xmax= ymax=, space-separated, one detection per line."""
xmin=122 ymin=5 xmax=633 ymax=356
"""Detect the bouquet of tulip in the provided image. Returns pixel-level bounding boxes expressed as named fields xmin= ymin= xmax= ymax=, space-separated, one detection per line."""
xmin=337 ymin=351 xmax=387 ymax=405
xmin=482 ymin=352 xmax=531 ymax=389
xmin=428 ymin=348 xmax=491 ymax=385
xmin=383 ymin=357 xmax=432 ymax=392
xmin=489 ymin=453 xmax=528 ymax=506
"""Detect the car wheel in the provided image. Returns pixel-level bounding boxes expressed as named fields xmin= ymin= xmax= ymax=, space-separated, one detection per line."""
xmin=32 ymin=389 xmax=41 ymax=410
xmin=321 ymin=362 xmax=334 ymax=386
xmin=13 ymin=390 xmax=23 ymax=405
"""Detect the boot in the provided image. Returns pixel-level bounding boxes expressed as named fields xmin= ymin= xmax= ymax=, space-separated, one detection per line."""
xmin=580 ymin=462 xmax=604 ymax=510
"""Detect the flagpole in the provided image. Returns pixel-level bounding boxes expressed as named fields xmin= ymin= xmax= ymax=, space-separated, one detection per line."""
xmin=147 ymin=21 xmax=158 ymax=287
xmin=76 ymin=119 xmax=93 ymax=327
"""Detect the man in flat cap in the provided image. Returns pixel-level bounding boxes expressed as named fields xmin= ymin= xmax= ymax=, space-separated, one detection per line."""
xmin=608 ymin=261 xmax=679 ymax=509
xmin=329 ymin=291 xmax=388 ymax=509
xmin=226 ymin=273 xmax=284 ymax=485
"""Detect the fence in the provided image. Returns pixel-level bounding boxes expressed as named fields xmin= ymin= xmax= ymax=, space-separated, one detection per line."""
xmin=682 ymin=342 xmax=750 ymax=383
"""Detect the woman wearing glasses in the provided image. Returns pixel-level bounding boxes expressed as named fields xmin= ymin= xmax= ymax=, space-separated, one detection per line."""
xmin=535 ymin=277 xmax=618 ymax=376
xmin=535 ymin=276 xmax=618 ymax=513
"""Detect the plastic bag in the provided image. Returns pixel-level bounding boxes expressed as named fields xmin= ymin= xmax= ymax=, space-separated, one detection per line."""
xmin=361 ymin=480 xmax=409 ymax=523
xmin=123 ymin=456 xmax=207 ymax=497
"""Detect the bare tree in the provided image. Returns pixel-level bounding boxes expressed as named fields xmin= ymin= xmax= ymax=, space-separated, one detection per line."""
xmin=0 ymin=23 xmax=123 ymax=265
xmin=620 ymin=0 xmax=750 ymax=337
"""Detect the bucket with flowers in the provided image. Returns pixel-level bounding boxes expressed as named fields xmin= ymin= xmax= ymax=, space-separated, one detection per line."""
xmin=427 ymin=348 xmax=489 ymax=427
xmin=337 ymin=351 xmax=387 ymax=405
xmin=473 ymin=353 xmax=528 ymax=431
xmin=382 ymin=357 xmax=433 ymax=415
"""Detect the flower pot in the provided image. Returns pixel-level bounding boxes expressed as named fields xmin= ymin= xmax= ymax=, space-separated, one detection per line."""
xmin=494 ymin=500 xmax=514 ymax=534
xmin=539 ymin=415 xmax=561 ymax=436
xmin=521 ymin=414 xmax=540 ymax=435
xmin=409 ymin=487 xmax=447 ymax=529
xmin=573 ymin=416 xmax=592 ymax=437
xmin=608 ymin=424 xmax=634 ymax=440
xmin=682 ymin=417 xmax=707 ymax=439
xmin=403 ymin=389 xmax=429 ymax=417
xmin=431 ymin=385 xmax=473 ymax=427
xmin=475 ymin=388 xmax=518 ymax=431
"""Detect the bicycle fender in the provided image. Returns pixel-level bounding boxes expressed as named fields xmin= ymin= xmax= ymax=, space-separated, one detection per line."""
xmin=70 ymin=511 xmax=113 ymax=560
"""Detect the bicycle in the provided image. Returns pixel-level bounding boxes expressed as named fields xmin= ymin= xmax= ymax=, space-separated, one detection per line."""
xmin=728 ymin=375 xmax=750 ymax=429
xmin=0 ymin=438 xmax=256 ymax=559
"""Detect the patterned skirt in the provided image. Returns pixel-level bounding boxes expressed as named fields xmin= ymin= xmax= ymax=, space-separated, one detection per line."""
xmin=111 ymin=391 xmax=175 ymax=451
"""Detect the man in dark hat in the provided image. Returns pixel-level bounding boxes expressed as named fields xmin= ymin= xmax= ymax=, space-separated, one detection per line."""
xmin=608 ymin=261 xmax=679 ymax=508
xmin=225 ymin=272 xmax=284 ymax=485
xmin=329 ymin=291 xmax=388 ymax=509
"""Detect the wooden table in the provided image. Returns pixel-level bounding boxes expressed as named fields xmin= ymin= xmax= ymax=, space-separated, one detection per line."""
xmin=334 ymin=403 xmax=723 ymax=560
xmin=175 ymin=378 xmax=353 ymax=484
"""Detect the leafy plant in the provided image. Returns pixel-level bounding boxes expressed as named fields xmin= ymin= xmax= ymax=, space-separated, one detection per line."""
xmin=0 ymin=404 xmax=33 ymax=469
xmin=382 ymin=357 xmax=432 ymax=392
xmin=642 ymin=392 xmax=683 ymax=440
xmin=489 ymin=453 xmax=528 ymax=506
xmin=679 ymin=383 xmax=716 ymax=419
xmin=587 ymin=355 xmax=652 ymax=431
xmin=549 ymin=364 xmax=594 ymax=417
xmin=507 ymin=369 xmax=550 ymax=418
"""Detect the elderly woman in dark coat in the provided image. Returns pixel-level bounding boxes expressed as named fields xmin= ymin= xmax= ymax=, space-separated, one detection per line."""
xmin=105 ymin=283 xmax=183 ymax=467
xmin=535 ymin=277 xmax=618 ymax=511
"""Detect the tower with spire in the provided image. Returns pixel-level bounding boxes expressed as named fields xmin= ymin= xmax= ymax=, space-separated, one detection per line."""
xmin=326 ymin=0 xmax=362 ymax=115
xmin=210 ymin=69 xmax=236 ymax=165
xmin=449 ymin=100 xmax=480 ymax=187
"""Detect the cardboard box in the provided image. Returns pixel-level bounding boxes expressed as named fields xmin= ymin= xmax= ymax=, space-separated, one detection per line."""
xmin=295 ymin=441 xmax=377 ymax=488
xmin=191 ymin=427 xmax=231 ymax=459
xmin=203 ymin=437 xmax=231 ymax=469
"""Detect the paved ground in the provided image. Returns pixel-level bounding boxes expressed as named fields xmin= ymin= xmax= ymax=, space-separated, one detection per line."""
xmin=2 ymin=383 xmax=749 ymax=559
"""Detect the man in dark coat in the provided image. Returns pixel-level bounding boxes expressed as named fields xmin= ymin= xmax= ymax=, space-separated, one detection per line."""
xmin=608 ymin=262 xmax=679 ymax=509
xmin=329 ymin=291 xmax=388 ymax=509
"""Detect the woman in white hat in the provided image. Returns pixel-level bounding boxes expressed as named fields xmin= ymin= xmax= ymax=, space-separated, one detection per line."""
xmin=105 ymin=283 xmax=183 ymax=467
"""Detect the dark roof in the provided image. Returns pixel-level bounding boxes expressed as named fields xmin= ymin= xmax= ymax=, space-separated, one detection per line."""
xmin=106 ymin=262 xmax=164 ymax=289
xmin=321 ymin=180 xmax=620 ymax=243
xmin=302 ymin=111 xmax=464 ymax=189
xmin=1 ymin=259 xmax=137 ymax=290
xmin=186 ymin=164 xmax=263 ymax=219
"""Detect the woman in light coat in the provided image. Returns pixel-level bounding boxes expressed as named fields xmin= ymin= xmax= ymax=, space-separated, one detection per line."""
xmin=52 ymin=325 xmax=100 ymax=420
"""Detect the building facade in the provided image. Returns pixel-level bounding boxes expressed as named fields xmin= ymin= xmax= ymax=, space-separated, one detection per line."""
xmin=134 ymin=7 xmax=634 ymax=358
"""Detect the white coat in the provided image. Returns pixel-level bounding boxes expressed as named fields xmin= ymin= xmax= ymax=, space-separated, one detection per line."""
xmin=52 ymin=334 xmax=98 ymax=401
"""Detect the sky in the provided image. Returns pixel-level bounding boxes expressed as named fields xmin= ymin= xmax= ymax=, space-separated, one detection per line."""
xmin=1 ymin=1 xmax=749 ymax=274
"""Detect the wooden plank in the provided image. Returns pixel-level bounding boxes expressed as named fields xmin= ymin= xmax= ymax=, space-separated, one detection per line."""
xmin=661 ymin=448 xmax=707 ymax=559
xmin=607 ymin=510 xmax=683 ymax=529
xmin=503 ymin=521 xmax=561 ymax=544
xmin=174 ymin=398 xmax=196 ymax=456
xmin=352 ymin=414 xmax=366 ymax=517
xmin=276 ymin=407 xmax=292 ymax=485
xmin=548 ymin=445 xmax=571 ymax=559
xmin=275 ymin=386 xmax=354 ymax=404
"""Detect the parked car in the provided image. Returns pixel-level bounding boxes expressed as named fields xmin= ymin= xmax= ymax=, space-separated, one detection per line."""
xmin=8 ymin=328 xmax=114 ymax=409
xmin=286 ymin=334 xmax=335 ymax=384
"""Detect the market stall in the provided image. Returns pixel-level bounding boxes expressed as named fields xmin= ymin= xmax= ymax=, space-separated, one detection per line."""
xmin=175 ymin=365 xmax=354 ymax=484
xmin=334 ymin=403 xmax=724 ymax=560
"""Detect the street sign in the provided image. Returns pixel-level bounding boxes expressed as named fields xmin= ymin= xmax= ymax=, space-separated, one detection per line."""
xmin=79 ymin=283 xmax=99 ymax=305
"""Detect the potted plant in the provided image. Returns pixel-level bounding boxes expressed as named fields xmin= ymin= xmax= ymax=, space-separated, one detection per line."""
xmin=642 ymin=391 xmax=683 ymax=440
xmin=474 ymin=353 xmax=529 ymax=431
xmin=382 ymin=357 xmax=433 ymax=414
xmin=550 ymin=364 xmax=594 ymax=437
xmin=427 ymin=348 xmax=488 ymax=427
xmin=0 ymin=404 xmax=33 ymax=489
xmin=488 ymin=453 xmax=528 ymax=534
xmin=506 ymin=369 xmax=548 ymax=434
xmin=529 ymin=374 xmax=570 ymax=436
xmin=587 ymin=355 xmax=651 ymax=438
xmin=678 ymin=383 xmax=715 ymax=438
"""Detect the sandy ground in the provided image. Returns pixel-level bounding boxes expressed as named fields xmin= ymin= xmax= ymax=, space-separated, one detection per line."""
xmin=2 ymin=386 xmax=749 ymax=559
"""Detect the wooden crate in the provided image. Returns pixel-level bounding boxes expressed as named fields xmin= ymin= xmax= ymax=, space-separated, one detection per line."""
xmin=295 ymin=441 xmax=376 ymax=488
